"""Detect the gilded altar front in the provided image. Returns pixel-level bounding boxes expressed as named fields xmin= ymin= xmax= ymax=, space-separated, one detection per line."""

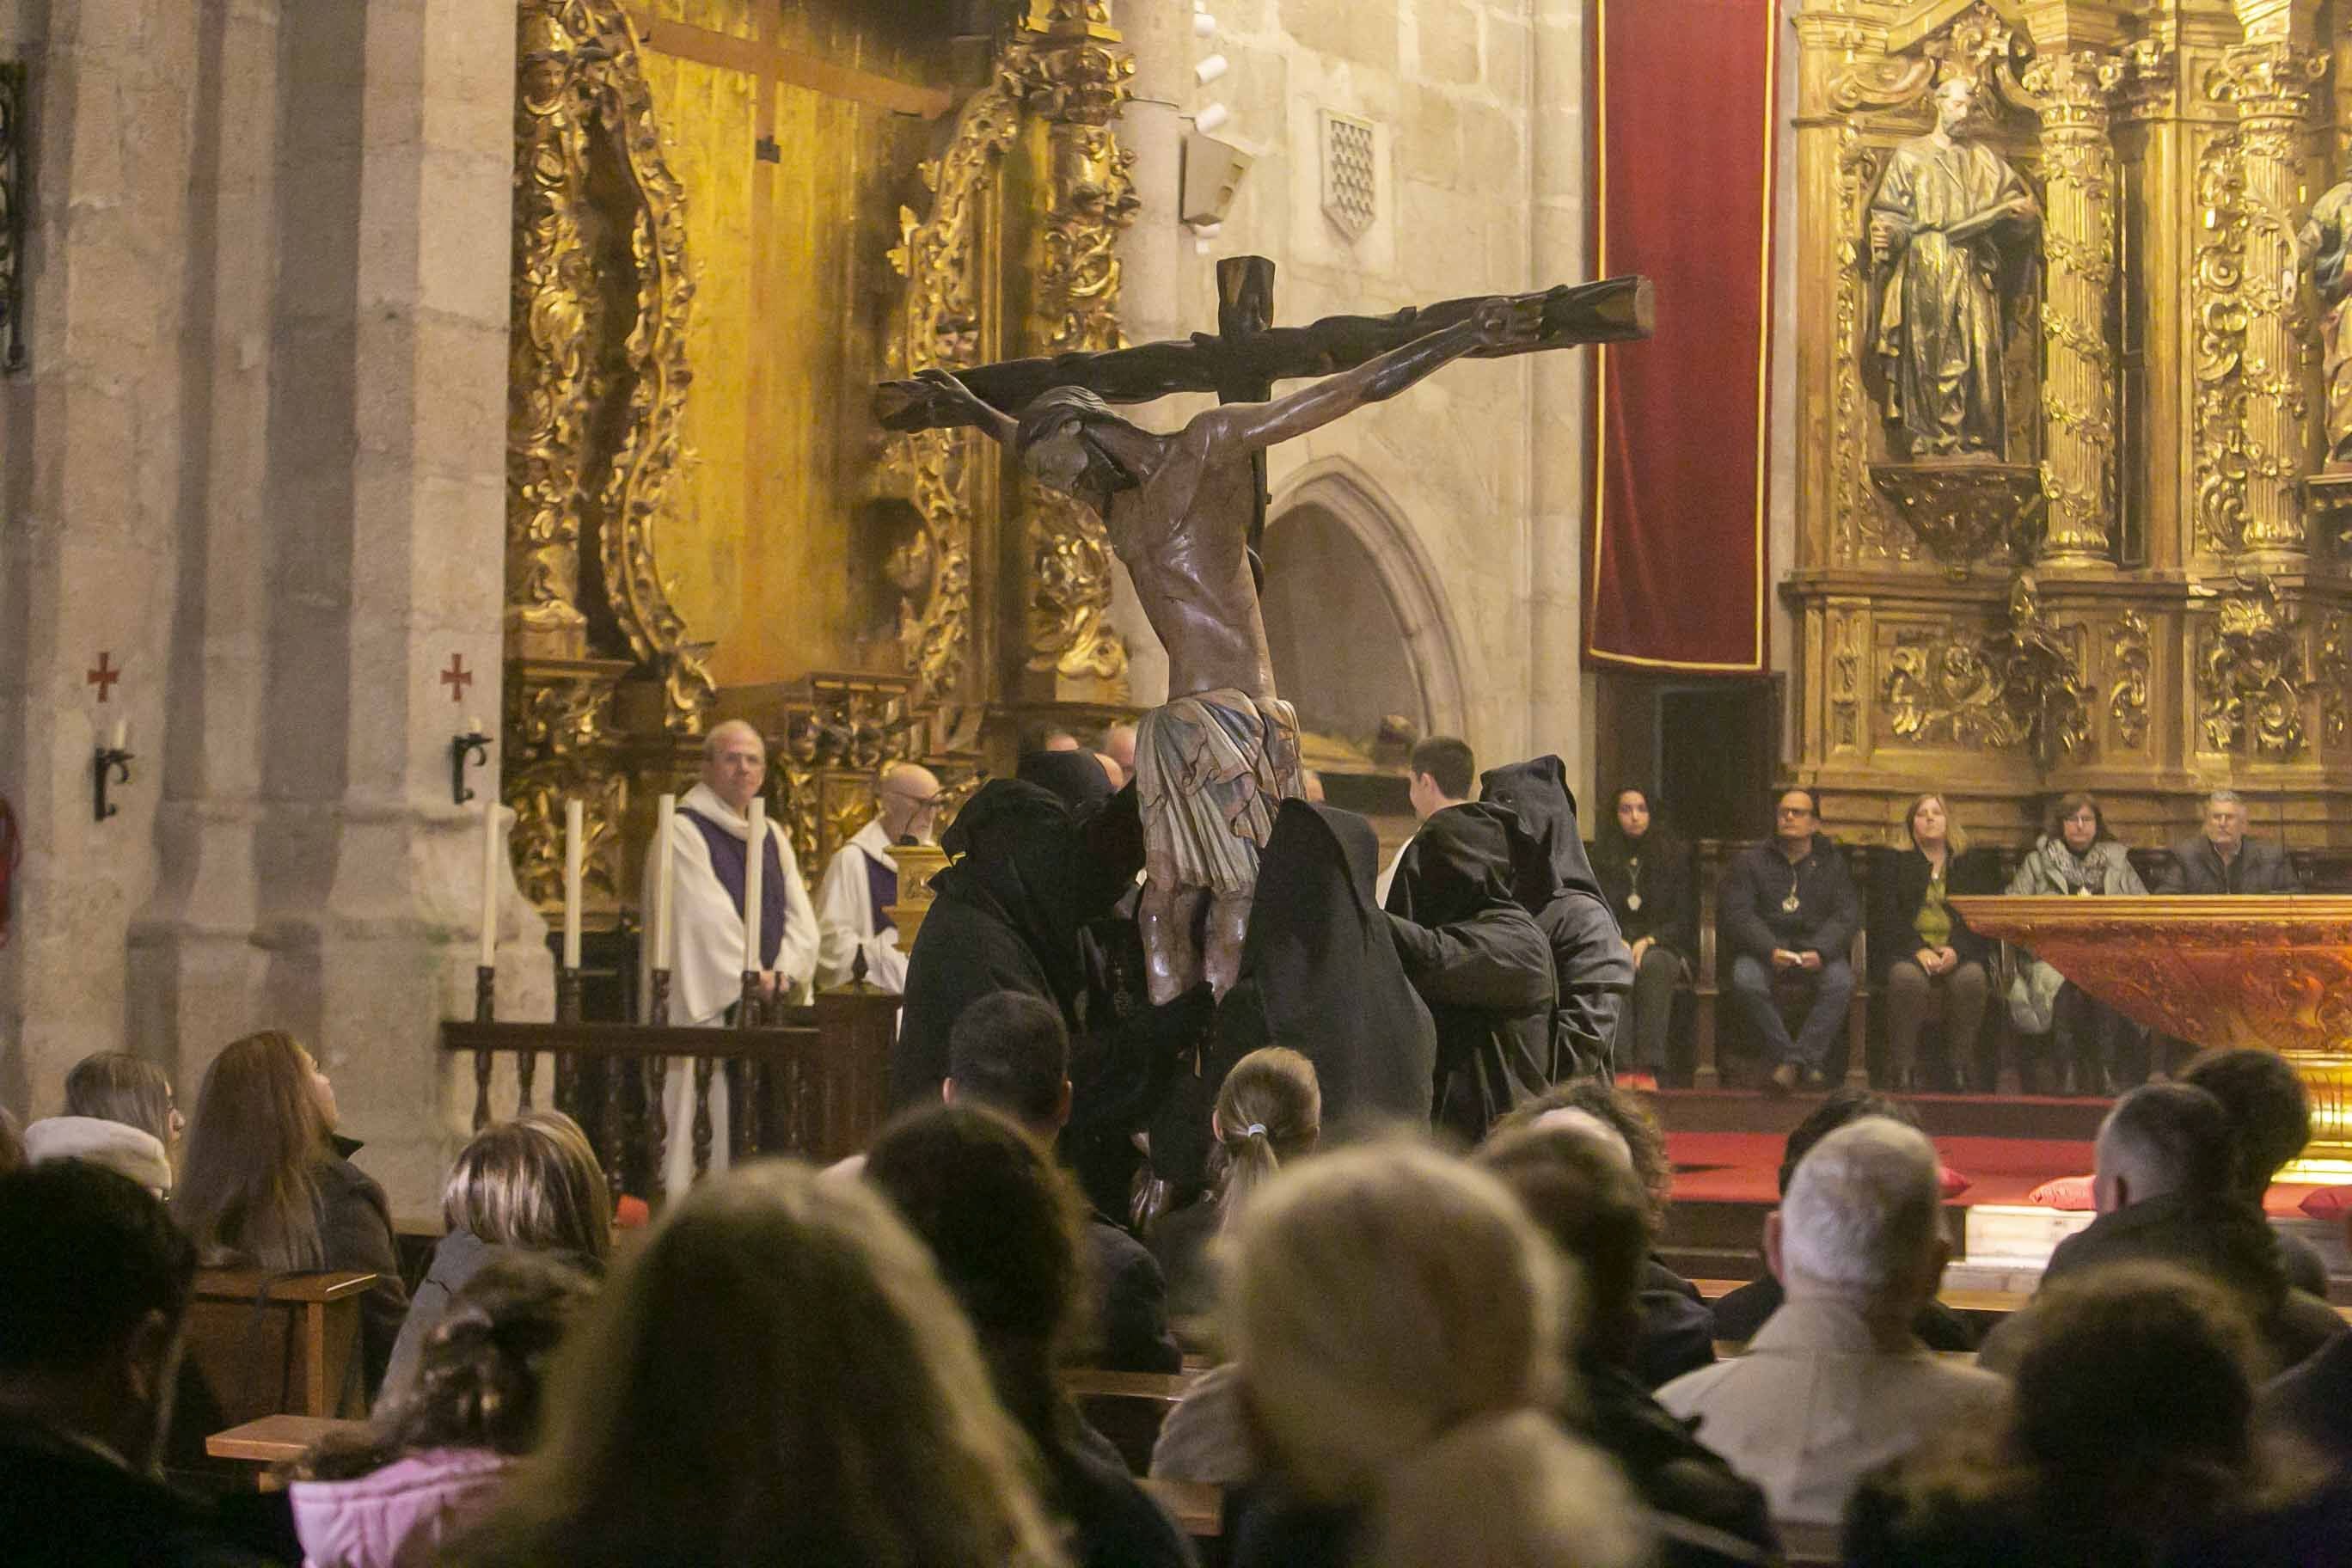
xmin=498 ymin=0 xmax=1142 ymax=936
xmin=1789 ymin=0 xmax=2352 ymax=850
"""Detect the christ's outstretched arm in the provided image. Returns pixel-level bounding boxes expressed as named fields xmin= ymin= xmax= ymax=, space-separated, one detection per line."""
xmin=912 ymin=367 xmax=1020 ymax=446
xmin=1196 ymin=296 xmax=1537 ymax=456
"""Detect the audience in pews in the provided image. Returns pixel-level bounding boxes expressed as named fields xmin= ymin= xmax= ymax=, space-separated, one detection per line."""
xmin=21 ymin=1050 xmax=181 ymax=1196
xmin=2179 ymin=1048 xmax=2331 ymax=1297
xmin=381 ymin=1110 xmax=612 ymax=1404
xmin=1868 ymin=794 xmax=2000 ymax=1093
xmin=944 ymin=991 xmax=1183 ymax=1374
xmin=865 ymin=1106 xmax=1198 ymax=1568
xmin=1657 ymin=1118 xmax=2005 ymax=1528
xmin=173 ymin=1031 xmax=409 ymax=1401
xmin=290 ymin=1253 xmax=595 ymax=1568
xmin=1152 ymin=1044 xmax=1321 ymax=1322
xmin=2264 ymin=1194 xmax=2352 ymax=1470
xmin=2156 ymin=788 xmax=2300 ymax=897
xmin=1718 ymin=787 xmax=1859 ymax=1095
xmin=2006 ymin=792 xmax=2149 ymax=1093
xmin=1219 ymin=1142 xmax=1652 ymax=1568
xmin=1706 ymin=1091 xmax=1975 ymax=1353
xmin=1982 ymin=1082 xmax=2343 ymax=1378
xmin=1472 ymin=1123 xmax=1780 ymax=1567
xmin=1478 ymin=755 xmax=1635 ymax=1081
xmin=0 ymin=1161 xmax=278 ymax=1567
xmin=1591 ymin=785 xmax=1694 ymax=1087
xmin=1502 ymin=1080 xmax=1718 ymax=1389
xmin=450 ymin=1161 xmax=1070 ymax=1568
xmin=1382 ymin=802 xmax=1558 ymax=1142
xmin=1850 ymin=1262 xmax=2343 ymax=1567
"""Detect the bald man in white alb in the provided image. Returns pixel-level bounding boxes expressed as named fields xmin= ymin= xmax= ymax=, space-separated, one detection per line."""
xmin=814 ymin=762 xmax=943 ymax=993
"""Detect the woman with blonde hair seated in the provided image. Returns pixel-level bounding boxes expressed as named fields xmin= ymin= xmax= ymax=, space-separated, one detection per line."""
xmin=1868 ymin=794 xmax=2000 ymax=1091
xmin=22 ymin=1051 xmax=184 ymax=1195
xmin=381 ymin=1109 xmax=613 ymax=1404
xmin=447 ymin=1161 xmax=1069 ymax=1568
xmin=1221 ymin=1142 xmax=1654 ymax=1568
xmin=175 ymin=1030 xmax=409 ymax=1399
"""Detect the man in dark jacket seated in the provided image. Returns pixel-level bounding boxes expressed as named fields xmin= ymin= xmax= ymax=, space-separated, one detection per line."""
xmin=0 ymin=1162 xmax=282 ymax=1567
xmin=1980 ymin=1082 xmax=2344 ymax=1375
xmin=1709 ymin=1090 xmax=1974 ymax=1351
xmin=1382 ymin=802 xmax=1558 ymax=1143
xmin=1479 ymin=756 xmax=1634 ymax=1081
xmin=2154 ymin=788 xmax=2300 ymax=896
xmin=1718 ymin=787 xmax=1859 ymax=1093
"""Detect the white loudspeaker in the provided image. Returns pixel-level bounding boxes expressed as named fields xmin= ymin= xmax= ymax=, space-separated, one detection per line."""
xmin=1181 ymin=132 xmax=1253 ymax=227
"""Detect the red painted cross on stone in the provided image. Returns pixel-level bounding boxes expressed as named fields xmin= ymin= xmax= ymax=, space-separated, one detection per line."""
xmin=440 ymin=654 xmax=473 ymax=704
xmin=87 ymin=652 xmax=121 ymax=702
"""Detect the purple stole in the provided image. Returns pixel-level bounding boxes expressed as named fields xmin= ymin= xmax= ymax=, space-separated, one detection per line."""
xmin=679 ymin=807 xmax=791 ymax=969
xmin=864 ymin=847 xmax=899 ymax=935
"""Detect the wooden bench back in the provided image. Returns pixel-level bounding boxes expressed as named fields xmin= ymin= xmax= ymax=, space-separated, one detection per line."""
xmin=179 ymin=1269 xmax=376 ymax=1430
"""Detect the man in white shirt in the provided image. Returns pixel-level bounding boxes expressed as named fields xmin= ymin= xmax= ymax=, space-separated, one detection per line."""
xmin=1656 ymin=1117 xmax=2004 ymax=1528
xmin=813 ymin=761 xmax=942 ymax=992
xmin=1375 ymin=734 xmax=1475 ymax=906
xmin=640 ymin=719 xmax=818 ymax=1193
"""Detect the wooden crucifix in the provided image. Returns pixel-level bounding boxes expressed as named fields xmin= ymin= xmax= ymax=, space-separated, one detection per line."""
xmin=879 ymin=258 xmax=1652 ymax=1008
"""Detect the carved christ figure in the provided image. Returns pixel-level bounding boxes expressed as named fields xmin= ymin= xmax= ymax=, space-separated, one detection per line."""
xmin=921 ymin=298 xmax=1539 ymax=1003
xmin=1869 ymin=75 xmax=2039 ymax=462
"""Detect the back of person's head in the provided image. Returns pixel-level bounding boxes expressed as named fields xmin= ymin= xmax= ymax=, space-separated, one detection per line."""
xmin=453 ymin=1161 xmax=1064 ymax=1568
xmin=298 ymin=1253 xmax=597 ymax=1482
xmin=862 ymin=1104 xmax=1085 ymax=1436
xmin=1473 ymin=1124 xmax=1650 ymax=1371
xmin=175 ymin=1030 xmax=334 ymax=1270
xmin=1775 ymin=1117 xmax=1945 ymax=1302
xmin=1215 ymin=1046 xmax=1321 ymax=1223
xmin=2178 ymin=1049 xmax=2309 ymax=1200
xmin=63 ymin=1052 xmax=177 ymax=1148
xmin=1364 ymin=1406 xmax=1651 ymax=1568
xmin=946 ymin=991 xmax=1070 ymax=1132
xmin=1778 ymin=1087 xmax=1914 ymax=1196
xmin=443 ymin=1112 xmax=614 ymax=1265
xmin=1496 ymin=1079 xmax=1672 ymax=1230
xmin=2098 ymin=1081 xmax=2236 ymax=1208
xmin=0 ymin=1163 xmax=195 ymax=1461
xmin=1408 ymin=736 xmax=1476 ymax=801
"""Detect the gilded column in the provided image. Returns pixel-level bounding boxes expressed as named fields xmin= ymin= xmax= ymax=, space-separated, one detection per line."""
xmin=2214 ymin=41 xmax=2325 ymax=563
xmin=2023 ymin=50 xmax=2125 ymax=567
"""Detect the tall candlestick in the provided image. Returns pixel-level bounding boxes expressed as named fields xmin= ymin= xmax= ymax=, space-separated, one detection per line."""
xmin=653 ymin=793 xmax=677 ymax=971
xmin=563 ymin=799 xmax=584 ymax=970
xmin=742 ymin=797 xmax=765 ymax=975
xmin=478 ymin=799 xmax=500 ymax=970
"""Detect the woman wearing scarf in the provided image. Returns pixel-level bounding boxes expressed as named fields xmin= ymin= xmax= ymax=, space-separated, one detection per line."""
xmin=2005 ymin=792 xmax=2148 ymax=1094
xmin=1479 ymin=756 xmax=1633 ymax=1081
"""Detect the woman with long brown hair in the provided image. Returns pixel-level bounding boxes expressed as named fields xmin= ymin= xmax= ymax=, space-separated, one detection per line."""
xmin=175 ymin=1030 xmax=409 ymax=1398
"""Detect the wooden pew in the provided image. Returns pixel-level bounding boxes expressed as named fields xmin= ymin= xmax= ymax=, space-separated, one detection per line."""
xmin=1062 ymin=1368 xmax=1194 ymax=1473
xmin=182 ymin=1270 xmax=376 ymax=1424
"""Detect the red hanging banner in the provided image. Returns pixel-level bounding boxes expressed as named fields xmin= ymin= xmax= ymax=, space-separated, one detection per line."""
xmin=1586 ymin=0 xmax=1779 ymax=674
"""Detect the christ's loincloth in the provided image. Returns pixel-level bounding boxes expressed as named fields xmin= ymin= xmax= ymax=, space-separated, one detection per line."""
xmin=1136 ymin=689 xmax=1305 ymax=897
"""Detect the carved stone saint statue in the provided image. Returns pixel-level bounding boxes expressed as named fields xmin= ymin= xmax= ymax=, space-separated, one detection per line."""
xmin=1868 ymin=75 xmax=2040 ymax=462
xmin=918 ymin=299 xmax=1543 ymax=1004
xmin=2300 ymin=179 xmax=2352 ymax=470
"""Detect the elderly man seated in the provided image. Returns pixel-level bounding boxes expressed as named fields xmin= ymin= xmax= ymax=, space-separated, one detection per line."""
xmin=1656 ymin=1117 xmax=2004 ymax=1528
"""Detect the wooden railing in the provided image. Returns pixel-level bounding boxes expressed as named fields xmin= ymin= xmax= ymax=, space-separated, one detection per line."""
xmin=439 ymin=987 xmax=898 ymax=1201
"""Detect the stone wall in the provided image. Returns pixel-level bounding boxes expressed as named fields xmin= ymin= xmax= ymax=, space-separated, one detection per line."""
xmin=1114 ymin=0 xmax=1598 ymax=794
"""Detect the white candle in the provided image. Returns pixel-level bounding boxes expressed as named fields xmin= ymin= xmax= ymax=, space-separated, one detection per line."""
xmin=742 ymin=797 xmax=765 ymax=975
xmin=478 ymin=800 xmax=500 ymax=970
xmin=108 ymin=720 xmax=126 ymax=751
xmin=563 ymin=799 xmax=584 ymax=969
xmin=465 ymin=713 xmax=483 ymax=738
xmin=653 ymin=793 xmax=677 ymax=971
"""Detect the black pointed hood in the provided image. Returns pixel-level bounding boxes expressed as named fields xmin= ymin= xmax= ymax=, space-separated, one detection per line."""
xmin=1479 ymin=754 xmax=1607 ymax=907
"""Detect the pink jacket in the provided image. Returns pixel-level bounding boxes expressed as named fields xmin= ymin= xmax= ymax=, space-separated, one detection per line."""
xmin=289 ymin=1447 xmax=517 ymax=1568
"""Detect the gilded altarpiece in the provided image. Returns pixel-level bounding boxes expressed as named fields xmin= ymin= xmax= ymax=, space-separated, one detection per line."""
xmin=500 ymin=0 xmax=1141 ymax=934
xmin=1789 ymin=0 xmax=2352 ymax=852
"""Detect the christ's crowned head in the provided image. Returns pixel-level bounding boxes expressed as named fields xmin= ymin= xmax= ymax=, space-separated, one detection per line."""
xmin=1014 ymin=387 xmax=1143 ymax=499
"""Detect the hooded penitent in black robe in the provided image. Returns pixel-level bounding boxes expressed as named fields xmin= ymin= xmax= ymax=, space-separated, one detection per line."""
xmin=1018 ymin=748 xmax=1117 ymax=814
xmin=1210 ymin=800 xmax=1438 ymax=1137
xmin=892 ymin=778 xmax=1147 ymax=1110
xmin=1382 ymin=804 xmax=1558 ymax=1142
xmin=1479 ymin=756 xmax=1634 ymax=1081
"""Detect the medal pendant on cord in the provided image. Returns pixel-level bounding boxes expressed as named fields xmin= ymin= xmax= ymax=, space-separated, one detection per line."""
xmin=1782 ymin=886 xmax=1801 ymax=914
xmin=1627 ymin=892 xmax=1643 ymax=912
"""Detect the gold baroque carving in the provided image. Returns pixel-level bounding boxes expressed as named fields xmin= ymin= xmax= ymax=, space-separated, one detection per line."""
xmin=503 ymin=657 xmax=632 ymax=910
xmin=2317 ymin=613 xmax=2349 ymax=748
xmin=2191 ymin=119 xmax=2251 ymax=556
xmin=2196 ymin=577 xmax=2306 ymax=759
xmin=2108 ymin=609 xmax=2150 ymax=751
xmin=1834 ymin=128 xmax=1912 ymax=564
xmin=1865 ymin=462 xmax=2043 ymax=576
xmin=1829 ymin=610 xmax=1863 ymax=752
xmin=1881 ymin=573 xmax=2091 ymax=770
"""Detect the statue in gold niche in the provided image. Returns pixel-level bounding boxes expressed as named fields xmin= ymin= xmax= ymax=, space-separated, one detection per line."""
xmin=2300 ymin=179 xmax=2352 ymax=471
xmin=1868 ymin=75 xmax=2040 ymax=462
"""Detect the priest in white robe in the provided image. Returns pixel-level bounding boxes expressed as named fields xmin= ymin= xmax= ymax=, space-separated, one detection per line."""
xmin=813 ymin=761 xmax=942 ymax=992
xmin=640 ymin=719 xmax=818 ymax=1195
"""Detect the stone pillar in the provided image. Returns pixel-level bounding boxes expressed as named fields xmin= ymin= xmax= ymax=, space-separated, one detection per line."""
xmin=1530 ymin=0 xmax=1594 ymax=799
xmin=2217 ymin=40 xmax=2324 ymax=565
xmin=2024 ymin=51 xmax=2124 ymax=567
